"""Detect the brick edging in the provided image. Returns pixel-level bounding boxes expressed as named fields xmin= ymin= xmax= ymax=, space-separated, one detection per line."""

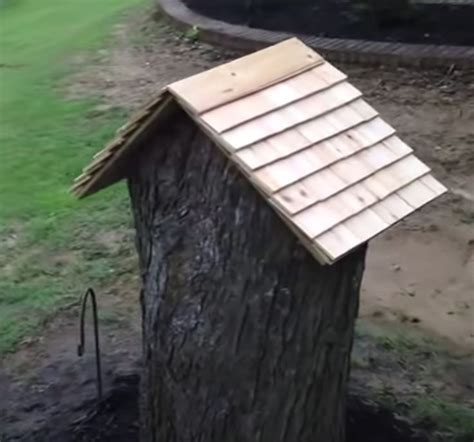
xmin=158 ymin=0 xmax=474 ymax=69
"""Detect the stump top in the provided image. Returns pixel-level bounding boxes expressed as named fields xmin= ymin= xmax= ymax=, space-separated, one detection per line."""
xmin=72 ymin=38 xmax=446 ymax=264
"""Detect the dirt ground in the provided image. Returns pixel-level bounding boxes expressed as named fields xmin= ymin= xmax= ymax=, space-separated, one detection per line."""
xmin=1 ymin=9 xmax=473 ymax=441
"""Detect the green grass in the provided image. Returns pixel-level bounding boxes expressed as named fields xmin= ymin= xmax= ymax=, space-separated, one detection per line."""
xmin=0 ymin=0 xmax=146 ymax=354
xmin=411 ymin=397 xmax=474 ymax=442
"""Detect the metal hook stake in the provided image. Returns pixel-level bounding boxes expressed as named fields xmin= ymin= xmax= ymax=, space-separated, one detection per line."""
xmin=77 ymin=288 xmax=103 ymax=402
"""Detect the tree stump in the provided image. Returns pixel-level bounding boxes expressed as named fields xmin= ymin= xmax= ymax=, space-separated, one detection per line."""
xmin=128 ymin=111 xmax=367 ymax=442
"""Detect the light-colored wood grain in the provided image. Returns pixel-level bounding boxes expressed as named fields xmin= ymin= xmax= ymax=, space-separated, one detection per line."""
xmin=314 ymin=224 xmax=361 ymax=261
xmin=363 ymin=155 xmax=429 ymax=199
xmin=254 ymin=148 xmax=327 ymax=192
xmin=297 ymin=99 xmax=377 ymax=140
xmin=305 ymin=172 xmax=444 ymax=261
xmin=272 ymin=168 xmax=347 ymax=214
xmin=236 ymin=131 xmax=312 ymax=170
xmin=201 ymin=63 xmax=348 ymax=133
xmin=345 ymin=118 xmax=395 ymax=147
xmin=291 ymin=155 xmax=430 ymax=238
xmin=253 ymin=123 xmax=394 ymax=192
xmin=73 ymin=39 xmax=447 ymax=265
xmin=236 ymin=116 xmax=394 ymax=170
xmin=310 ymin=62 xmax=347 ymax=85
xmin=222 ymin=83 xmax=362 ymax=150
xmin=371 ymin=193 xmax=413 ymax=223
xmin=272 ymin=141 xmax=410 ymax=214
xmin=313 ymin=190 xmax=422 ymax=260
xmin=293 ymin=185 xmax=373 ymax=239
xmin=396 ymin=178 xmax=440 ymax=208
xmin=420 ymin=174 xmax=448 ymax=196
xmin=168 ymin=38 xmax=323 ymax=114
xmin=343 ymin=209 xmax=388 ymax=242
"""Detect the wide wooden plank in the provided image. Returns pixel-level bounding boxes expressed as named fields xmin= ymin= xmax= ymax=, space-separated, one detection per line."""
xmin=222 ymin=84 xmax=363 ymax=150
xmin=201 ymin=64 xmax=348 ymax=133
xmin=168 ymin=38 xmax=323 ymax=114
xmin=236 ymin=116 xmax=394 ymax=170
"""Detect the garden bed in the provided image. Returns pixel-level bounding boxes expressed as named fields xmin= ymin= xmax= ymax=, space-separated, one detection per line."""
xmin=185 ymin=0 xmax=474 ymax=46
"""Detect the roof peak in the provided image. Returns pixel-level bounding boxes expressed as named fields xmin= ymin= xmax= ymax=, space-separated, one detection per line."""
xmin=72 ymin=38 xmax=446 ymax=265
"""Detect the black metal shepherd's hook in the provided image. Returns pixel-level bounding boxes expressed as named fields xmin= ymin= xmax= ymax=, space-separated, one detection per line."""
xmin=77 ymin=288 xmax=103 ymax=402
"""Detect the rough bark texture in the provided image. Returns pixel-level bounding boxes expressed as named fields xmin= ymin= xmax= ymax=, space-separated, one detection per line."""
xmin=128 ymin=111 xmax=367 ymax=442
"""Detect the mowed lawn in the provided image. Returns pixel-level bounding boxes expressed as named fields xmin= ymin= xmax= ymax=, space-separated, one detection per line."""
xmin=0 ymin=0 xmax=145 ymax=354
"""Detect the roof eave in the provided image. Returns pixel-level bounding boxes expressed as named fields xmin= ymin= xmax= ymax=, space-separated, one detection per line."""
xmin=71 ymin=91 xmax=177 ymax=198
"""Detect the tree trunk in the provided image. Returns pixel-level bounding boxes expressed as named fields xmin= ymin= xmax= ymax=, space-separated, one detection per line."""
xmin=128 ymin=111 xmax=367 ymax=442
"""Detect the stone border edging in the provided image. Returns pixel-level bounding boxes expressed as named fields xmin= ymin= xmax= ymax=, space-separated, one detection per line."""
xmin=158 ymin=0 xmax=474 ymax=69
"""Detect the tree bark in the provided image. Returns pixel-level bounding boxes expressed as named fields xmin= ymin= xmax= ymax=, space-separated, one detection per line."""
xmin=128 ymin=111 xmax=367 ymax=442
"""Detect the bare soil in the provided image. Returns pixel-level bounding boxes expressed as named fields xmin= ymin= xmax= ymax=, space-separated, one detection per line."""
xmin=1 ymin=9 xmax=473 ymax=442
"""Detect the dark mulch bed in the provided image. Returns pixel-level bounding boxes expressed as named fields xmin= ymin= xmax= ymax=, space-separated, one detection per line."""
xmin=185 ymin=0 xmax=474 ymax=46
xmin=21 ymin=374 xmax=429 ymax=442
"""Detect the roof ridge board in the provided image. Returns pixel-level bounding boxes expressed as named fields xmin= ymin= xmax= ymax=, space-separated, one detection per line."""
xmin=168 ymin=38 xmax=324 ymax=115
xmin=196 ymin=59 xmax=325 ymax=116
xmin=306 ymin=169 xmax=433 ymax=240
xmin=76 ymin=92 xmax=176 ymax=198
xmin=201 ymin=63 xmax=348 ymax=134
xmin=215 ymin=77 xmax=351 ymax=136
xmin=166 ymin=61 xmax=325 ymax=118
xmin=229 ymin=96 xmax=373 ymax=152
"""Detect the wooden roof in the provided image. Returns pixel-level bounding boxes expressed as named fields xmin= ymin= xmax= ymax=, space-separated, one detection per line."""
xmin=72 ymin=38 xmax=446 ymax=265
